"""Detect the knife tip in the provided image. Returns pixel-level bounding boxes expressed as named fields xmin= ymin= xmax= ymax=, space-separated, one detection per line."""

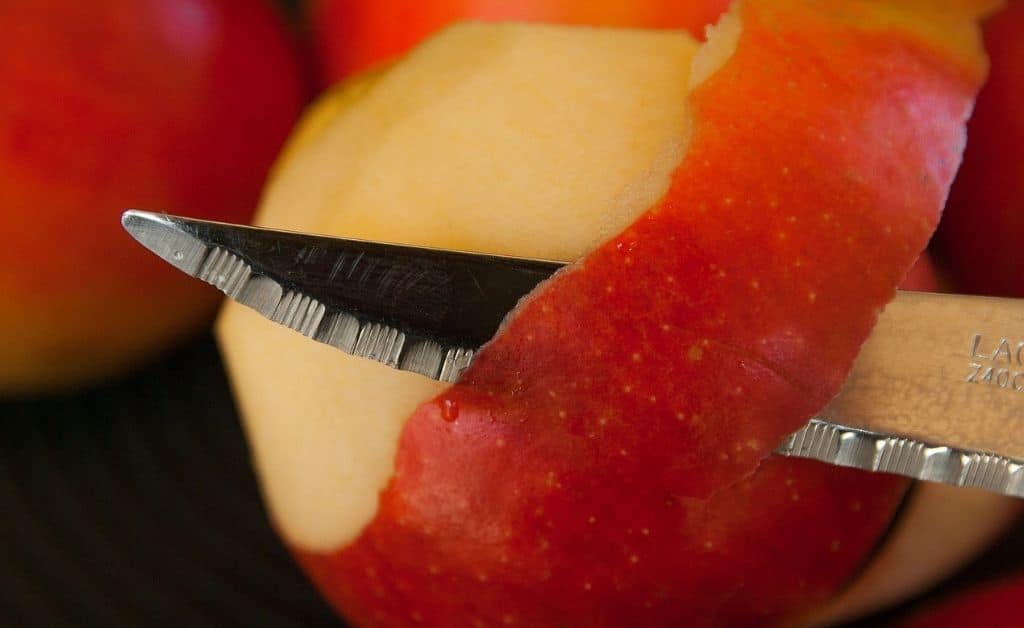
xmin=121 ymin=209 xmax=162 ymax=241
xmin=120 ymin=209 xmax=209 ymax=276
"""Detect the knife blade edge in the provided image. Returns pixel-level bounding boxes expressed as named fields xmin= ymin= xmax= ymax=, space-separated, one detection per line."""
xmin=780 ymin=418 xmax=1024 ymax=495
xmin=122 ymin=210 xmax=477 ymax=382
xmin=122 ymin=209 xmax=1024 ymax=498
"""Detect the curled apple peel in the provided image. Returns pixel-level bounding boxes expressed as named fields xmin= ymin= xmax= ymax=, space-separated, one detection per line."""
xmin=220 ymin=1 xmax=996 ymax=625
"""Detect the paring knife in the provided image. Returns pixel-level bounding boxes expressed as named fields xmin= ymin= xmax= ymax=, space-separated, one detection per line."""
xmin=123 ymin=209 xmax=1024 ymax=498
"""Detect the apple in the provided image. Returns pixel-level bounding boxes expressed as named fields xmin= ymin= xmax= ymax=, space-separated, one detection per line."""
xmin=935 ymin=1 xmax=1024 ymax=297
xmin=903 ymin=255 xmax=941 ymax=293
xmin=308 ymin=0 xmax=730 ymax=83
xmin=0 ymin=0 xmax=307 ymax=394
xmin=805 ymin=482 xmax=1020 ymax=626
xmin=897 ymin=577 xmax=1024 ymax=628
xmin=219 ymin=1 xmax=996 ymax=625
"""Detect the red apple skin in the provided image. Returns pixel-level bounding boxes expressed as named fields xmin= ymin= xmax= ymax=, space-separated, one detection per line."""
xmin=0 ymin=0 xmax=306 ymax=393
xmin=935 ymin=1 xmax=1024 ymax=297
xmin=309 ymin=0 xmax=730 ymax=83
xmin=904 ymin=255 xmax=941 ymax=293
xmin=898 ymin=577 xmax=1024 ymax=628
xmin=294 ymin=2 xmax=991 ymax=626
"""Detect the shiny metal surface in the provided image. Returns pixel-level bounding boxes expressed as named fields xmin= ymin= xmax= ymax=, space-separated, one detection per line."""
xmin=778 ymin=419 xmax=1024 ymax=497
xmin=123 ymin=210 xmax=1024 ymax=497
xmin=817 ymin=291 xmax=1024 ymax=462
xmin=122 ymin=210 xmax=560 ymax=382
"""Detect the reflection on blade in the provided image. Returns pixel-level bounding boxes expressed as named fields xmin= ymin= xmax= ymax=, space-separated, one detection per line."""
xmin=122 ymin=210 xmax=1024 ymax=500
xmin=778 ymin=419 xmax=1024 ymax=497
xmin=121 ymin=210 xmax=479 ymax=382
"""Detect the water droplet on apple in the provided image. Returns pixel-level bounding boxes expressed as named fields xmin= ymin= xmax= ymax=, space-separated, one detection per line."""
xmin=440 ymin=398 xmax=459 ymax=422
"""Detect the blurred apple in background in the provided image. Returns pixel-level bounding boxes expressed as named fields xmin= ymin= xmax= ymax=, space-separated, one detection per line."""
xmin=0 ymin=0 xmax=307 ymax=394
xmin=935 ymin=1 xmax=1024 ymax=297
xmin=307 ymin=0 xmax=731 ymax=83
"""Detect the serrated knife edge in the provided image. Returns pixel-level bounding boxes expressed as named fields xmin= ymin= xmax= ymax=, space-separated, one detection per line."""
xmin=122 ymin=210 xmax=473 ymax=382
xmin=778 ymin=419 xmax=1024 ymax=496
xmin=122 ymin=209 xmax=1024 ymax=498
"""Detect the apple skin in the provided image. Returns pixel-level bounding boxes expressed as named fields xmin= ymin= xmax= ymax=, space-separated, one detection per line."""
xmin=898 ymin=577 xmax=1024 ymax=628
xmin=935 ymin=1 xmax=1024 ymax=297
xmin=277 ymin=2 xmax=992 ymax=625
xmin=309 ymin=0 xmax=730 ymax=83
xmin=0 ymin=0 xmax=307 ymax=394
xmin=904 ymin=255 xmax=941 ymax=293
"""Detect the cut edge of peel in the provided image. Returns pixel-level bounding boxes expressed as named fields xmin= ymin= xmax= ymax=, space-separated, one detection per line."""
xmin=690 ymin=6 xmax=743 ymax=90
xmin=372 ymin=17 xmax=739 ymax=551
xmin=491 ymin=13 xmax=736 ymax=346
xmin=474 ymin=6 xmax=745 ymax=338
xmin=590 ymin=11 xmax=745 ymax=259
xmin=344 ymin=7 xmax=747 ymax=547
xmin=222 ymin=19 xmax=729 ymax=554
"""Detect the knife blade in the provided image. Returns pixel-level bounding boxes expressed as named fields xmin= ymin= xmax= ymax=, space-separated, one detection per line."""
xmin=122 ymin=209 xmax=1024 ymax=498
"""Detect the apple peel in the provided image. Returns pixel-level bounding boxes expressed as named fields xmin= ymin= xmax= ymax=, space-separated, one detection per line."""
xmin=293 ymin=1 xmax=994 ymax=625
xmin=411 ymin=0 xmax=993 ymax=500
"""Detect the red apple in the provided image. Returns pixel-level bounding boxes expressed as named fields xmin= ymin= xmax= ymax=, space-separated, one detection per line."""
xmin=0 ymin=0 xmax=307 ymax=394
xmin=935 ymin=1 xmax=1024 ymax=297
xmin=219 ymin=1 xmax=995 ymax=625
xmin=308 ymin=0 xmax=730 ymax=83
xmin=898 ymin=577 xmax=1024 ymax=628
xmin=904 ymin=255 xmax=941 ymax=293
